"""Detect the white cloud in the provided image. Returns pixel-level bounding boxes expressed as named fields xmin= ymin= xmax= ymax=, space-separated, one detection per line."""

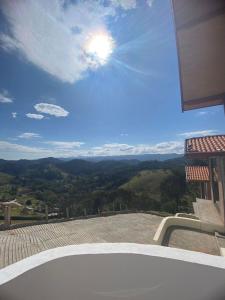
xmin=0 ymin=139 xmax=183 ymax=160
xmin=0 ymin=90 xmax=13 ymax=103
xmin=90 ymin=141 xmax=184 ymax=156
xmin=34 ymin=103 xmax=69 ymax=117
xmin=18 ymin=132 xmax=41 ymax=139
xmin=120 ymin=133 xmax=128 ymax=137
xmin=0 ymin=140 xmax=51 ymax=160
xmin=197 ymin=111 xmax=208 ymax=116
xmin=0 ymin=0 xmax=138 ymax=84
xmin=45 ymin=141 xmax=84 ymax=149
xmin=198 ymin=111 xmax=208 ymax=116
xmin=178 ymin=130 xmax=217 ymax=138
xmin=0 ymin=33 xmax=18 ymax=52
xmin=26 ymin=113 xmax=44 ymax=120
xmin=12 ymin=112 xmax=17 ymax=118
xmin=146 ymin=0 xmax=155 ymax=7
xmin=111 ymin=0 xmax=137 ymax=10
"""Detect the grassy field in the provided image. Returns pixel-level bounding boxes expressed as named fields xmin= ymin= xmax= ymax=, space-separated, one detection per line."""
xmin=0 ymin=172 xmax=13 ymax=185
xmin=121 ymin=169 xmax=172 ymax=201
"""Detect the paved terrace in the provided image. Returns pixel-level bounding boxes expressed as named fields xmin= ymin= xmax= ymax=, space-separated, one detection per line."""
xmin=163 ymin=227 xmax=220 ymax=256
xmin=0 ymin=214 xmax=162 ymax=269
xmin=0 ymin=213 xmax=220 ymax=269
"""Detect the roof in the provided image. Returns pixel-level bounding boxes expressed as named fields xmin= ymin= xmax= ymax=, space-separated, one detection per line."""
xmin=185 ymin=166 xmax=209 ymax=182
xmin=185 ymin=135 xmax=225 ymax=158
xmin=171 ymin=0 xmax=225 ymax=111
xmin=0 ymin=199 xmax=21 ymax=208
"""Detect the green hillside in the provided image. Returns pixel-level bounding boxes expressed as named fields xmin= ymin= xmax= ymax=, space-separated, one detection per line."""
xmin=121 ymin=169 xmax=172 ymax=201
xmin=0 ymin=172 xmax=13 ymax=185
xmin=0 ymin=157 xmax=197 ymax=218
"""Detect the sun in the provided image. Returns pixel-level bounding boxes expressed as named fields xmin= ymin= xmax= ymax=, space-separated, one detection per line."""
xmin=86 ymin=33 xmax=115 ymax=65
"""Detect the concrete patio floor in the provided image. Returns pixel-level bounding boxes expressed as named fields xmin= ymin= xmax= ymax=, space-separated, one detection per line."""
xmin=0 ymin=213 xmax=162 ymax=269
xmin=0 ymin=213 xmax=222 ymax=270
xmin=163 ymin=226 xmax=220 ymax=255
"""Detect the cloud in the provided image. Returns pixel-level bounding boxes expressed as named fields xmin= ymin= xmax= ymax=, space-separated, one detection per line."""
xmin=120 ymin=133 xmax=128 ymax=137
xmin=0 ymin=140 xmax=51 ymax=160
xmin=90 ymin=141 xmax=184 ymax=156
xmin=197 ymin=111 xmax=208 ymax=116
xmin=0 ymin=0 xmax=140 ymax=84
xmin=45 ymin=141 xmax=84 ymax=149
xmin=111 ymin=0 xmax=137 ymax=10
xmin=34 ymin=103 xmax=69 ymax=117
xmin=18 ymin=132 xmax=41 ymax=139
xmin=12 ymin=112 xmax=17 ymax=118
xmin=0 ymin=33 xmax=18 ymax=52
xmin=0 ymin=139 xmax=183 ymax=160
xmin=0 ymin=89 xmax=13 ymax=103
xmin=178 ymin=130 xmax=217 ymax=138
xmin=146 ymin=0 xmax=155 ymax=7
xmin=26 ymin=113 xmax=44 ymax=120
xmin=0 ymin=1 xmax=158 ymax=83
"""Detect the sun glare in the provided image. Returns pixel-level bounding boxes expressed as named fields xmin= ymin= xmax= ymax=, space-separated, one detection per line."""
xmin=86 ymin=33 xmax=115 ymax=65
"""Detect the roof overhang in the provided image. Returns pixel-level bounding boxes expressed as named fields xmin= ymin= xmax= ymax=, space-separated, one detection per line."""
xmin=171 ymin=0 xmax=225 ymax=111
xmin=185 ymin=166 xmax=209 ymax=182
xmin=185 ymin=135 xmax=225 ymax=159
xmin=185 ymin=152 xmax=225 ymax=160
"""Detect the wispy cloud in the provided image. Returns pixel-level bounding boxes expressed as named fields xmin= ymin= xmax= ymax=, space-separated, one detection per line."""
xmin=45 ymin=141 xmax=84 ymax=149
xmin=0 ymin=89 xmax=13 ymax=103
xmin=120 ymin=133 xmax=128 ymax=137
xmin=34 ymin=103 xmax=69 ymax=117
xmin=18 ymin=132 xmax=41 ymax=139
xmin=197 ymin=111 xmax=208 ymax=116
xmin=0 ymin=140 xmax=50 ymax=159
xmin=146 ymin=0 xmax=155 ymax=7
xmin=90 ymin=141 xmax=184 ymax=156
xmin=198 ymin=111 xmax=208 ymax=116
xmin=0 ymin=0 xmax=152 ymax=84
xmin=196 ymin=110 xmax=216 ymax=117
xmin=12 ymin=112 xmax=17 ymax=118
xmin=178 ymin=130 xmax=217 ymax=138
xmin=111 ymin=0 xmax=137 ymax=10
xmin=26 ymin=113 xmax=44 ymax=120
xmin=0 ymin=139 xmax=184 ymax=160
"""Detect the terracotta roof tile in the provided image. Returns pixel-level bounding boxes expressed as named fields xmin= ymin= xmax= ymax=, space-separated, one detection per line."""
xmin=185 ymin=135 xmax=225 ymax=157
xmin=185 ymin=166 xmax=209 ymax=182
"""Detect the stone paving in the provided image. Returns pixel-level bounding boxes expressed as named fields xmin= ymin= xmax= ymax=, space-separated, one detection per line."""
xmin=0 ymin=214 xmax=221 ymax=269
xmin=0 ymin=213 xmax=162 ymax=269
xmin=216 ymin=233 xmax=225 ymax=249
xmin=163 ymin=226 xmax=220 ymax=255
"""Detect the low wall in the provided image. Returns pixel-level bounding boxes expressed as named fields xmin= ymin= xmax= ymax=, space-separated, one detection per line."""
xmin=153 ymin=216 xmax=225 ymax=245
xmin=220 ymin=248 xmax=225 ymax=257
xmin=0 ymin=210 xmax=171 ymax=231
xmin=175 ymin=213 xmax=199 ymax=220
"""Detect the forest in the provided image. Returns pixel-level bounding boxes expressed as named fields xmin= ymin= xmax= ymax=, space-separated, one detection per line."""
xmin=0 ymin=156 xmax=199 ymax=219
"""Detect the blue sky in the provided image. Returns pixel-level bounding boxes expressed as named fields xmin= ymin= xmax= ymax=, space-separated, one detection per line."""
xmin=0 ymin=0 xmax=224 ymax=160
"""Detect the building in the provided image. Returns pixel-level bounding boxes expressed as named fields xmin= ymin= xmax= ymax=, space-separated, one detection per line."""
xmin=185 ymin=135 xmax=225 ymax=227
xmin=185 ymin=165 xmax=210 ymax=199
xmin=171 ymin=0 xmax=225 ymax=111
xmin=151 ymin=0 xmax=225 ymax=248
xmin=171 ymin=0 xmax=225 ymax=229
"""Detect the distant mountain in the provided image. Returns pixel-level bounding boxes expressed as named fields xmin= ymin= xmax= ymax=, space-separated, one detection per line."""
xmin=0 ymin=155 xmax=185 ymax=177
xmin=60 ymin=153 xmax=183 ymax=162
xmin=0 ymin=154 xmax=191 ymax=216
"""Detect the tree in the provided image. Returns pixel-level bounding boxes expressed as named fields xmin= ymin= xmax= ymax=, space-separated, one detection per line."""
xmin=160 ymin=170 xmax=186 ymax=211
xmin=25 ymin=199 xmax=32 ymax=206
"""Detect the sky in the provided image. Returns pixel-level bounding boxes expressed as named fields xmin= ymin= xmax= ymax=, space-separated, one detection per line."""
xmin=0 ymin=0 xmax=224 ymax=160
